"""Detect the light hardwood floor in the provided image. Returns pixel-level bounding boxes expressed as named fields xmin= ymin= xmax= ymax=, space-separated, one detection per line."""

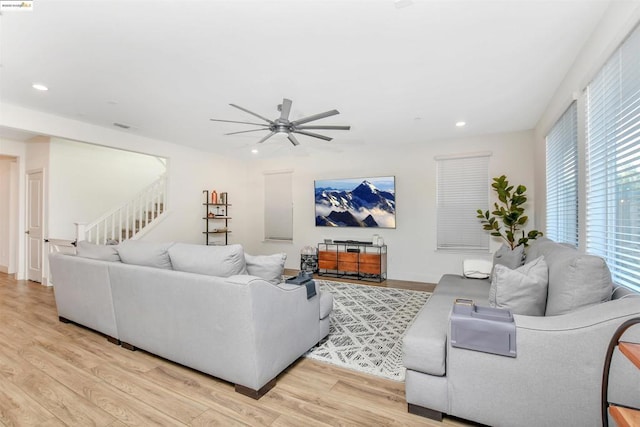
xmin=0 ymin=273 xmax=473 ymax=426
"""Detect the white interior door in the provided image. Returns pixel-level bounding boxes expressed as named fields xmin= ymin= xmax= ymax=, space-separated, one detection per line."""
xmin=26 ymin=170 xmax=44 ymax=283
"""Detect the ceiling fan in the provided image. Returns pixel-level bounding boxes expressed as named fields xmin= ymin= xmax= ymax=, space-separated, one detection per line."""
xmin=210 ymin=98 xmax=350 ymax=146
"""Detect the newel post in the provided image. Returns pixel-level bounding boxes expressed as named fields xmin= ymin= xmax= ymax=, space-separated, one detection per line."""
xmin=75 ymin=222 xmax=87 ymax=242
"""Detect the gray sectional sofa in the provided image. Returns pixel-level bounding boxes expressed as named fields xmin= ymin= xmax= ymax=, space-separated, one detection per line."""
xmin=403 ymin=237 xmax=640 ymax=426
xmin=49 ymin=240 xmax=333 ymax=398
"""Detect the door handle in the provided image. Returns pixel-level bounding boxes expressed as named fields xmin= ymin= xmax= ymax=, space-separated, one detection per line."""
xmin=25 ymin=230 xmax=30 ymax=234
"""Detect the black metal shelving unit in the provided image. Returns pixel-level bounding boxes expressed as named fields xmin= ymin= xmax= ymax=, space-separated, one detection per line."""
xmin=203 ymin=190 xmax=231 ymax=246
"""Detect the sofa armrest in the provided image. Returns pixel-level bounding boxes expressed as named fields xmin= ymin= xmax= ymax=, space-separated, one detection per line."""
xmin=247 ymin=277 xmax=324 ymax=387
xmin=445 ymin=298 xmax=640 ymax=427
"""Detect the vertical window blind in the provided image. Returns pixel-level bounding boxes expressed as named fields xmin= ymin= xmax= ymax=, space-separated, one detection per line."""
xmin=436 ymin=153 xmax=490 ymax=250
xmin=586 ymin=23 xmax=640 ymax=291
xmin=546 ymin=101 xmax=579 ymax=246
xmin=264 ymin=171 xmax=293 ymax=241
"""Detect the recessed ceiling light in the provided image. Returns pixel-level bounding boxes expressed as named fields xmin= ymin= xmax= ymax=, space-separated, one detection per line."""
xmin=32 ymin=83 xmax=48 ymax=91
xmin=251 ymin=149 xmax=259 ymax=154
xmin=455 ymin=121 xmax=466 ymax=127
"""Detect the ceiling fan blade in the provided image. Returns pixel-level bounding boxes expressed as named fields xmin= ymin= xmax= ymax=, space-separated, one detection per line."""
xmin=257 ymin=131 xmax=277 ymax=144
xmin=292 ymin=130 xmax=333 ymax=141
xmin=225 ymin=128 xmax=270 ymax=136
xmin=229 ymin=103 xmax=274 ymax=124
xmin=287 ymin=133 xmax=300 ymax=146
xmin=290 ymin=109 xmax=339 ymax=126
xmin=280 ymin=98 xmax=292 ymax=121
xmin=210 ymin=118 xmax=270 ymax=127
xmin=294 ymin=125 xmax=351 ymax=130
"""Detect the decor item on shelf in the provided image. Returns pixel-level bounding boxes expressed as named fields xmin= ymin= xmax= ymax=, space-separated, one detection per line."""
xmin=208 ymin=212 xmax=215 ymax=218
xmin=315 ymin=176 xmax=396 ymax=228
xmin=476 ymin=175 xmax=542 ymax=249
xmin=210 ymin=98 xmax=350 ymax=146
xmin=211 ymin=190 xmax=218 ymax=204
xmin=220 ymin=192 xmax=227 ymax=204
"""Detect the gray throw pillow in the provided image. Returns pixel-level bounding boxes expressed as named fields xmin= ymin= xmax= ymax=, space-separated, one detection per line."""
xmin=168 ymin=243 xmax=247 ymax=277
xmin=245 ymin=253 xmax=287 ymax=285
xmin=544 ymin=252 xmax=612 ymax=316
xmin=117 ymin=240 xmax=174 ymax=269
xmin=493 ymin=244 xmax=525 ymax=270
xmin=489 ymin=256 xmax=548 ymax=316
xmin=75 ymin=240 xmax=121 ymax=262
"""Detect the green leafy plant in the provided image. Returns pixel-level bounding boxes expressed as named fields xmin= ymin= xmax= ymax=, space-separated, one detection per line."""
xmin=476 ymin=175 xmax=543 ymax=249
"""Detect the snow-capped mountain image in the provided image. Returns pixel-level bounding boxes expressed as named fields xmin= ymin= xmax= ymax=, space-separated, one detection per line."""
xmin=315 ymin=177 xmax=396 ymax=228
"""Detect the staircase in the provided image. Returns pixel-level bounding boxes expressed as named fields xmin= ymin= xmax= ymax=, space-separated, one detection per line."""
xmin=81 ymin=174 xmax=167 ymax=244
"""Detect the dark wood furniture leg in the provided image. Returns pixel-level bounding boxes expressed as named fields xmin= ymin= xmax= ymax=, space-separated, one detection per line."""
xmin=408 ymin=403 xmax=443 ymax=421
xmin=120 ymin=342 xmax=137 ymax=351
xmin=234 ymin=378 xmax=277 ymax=399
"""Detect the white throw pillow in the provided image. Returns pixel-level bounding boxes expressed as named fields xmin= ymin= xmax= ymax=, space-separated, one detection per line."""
xmin=245 ymin=253 xmax=287 ymax=285
xmin=76 ymin=240 xmax=121 ymax=262
xmin=489 ymin=256 xmax=548 ymax=316
xmin=463 ymin=259 xmax=493 ymax=279
xmin=168 ymin=243 xmax=247 ymax=277
xmin=117 ymin=240 xmax=174 ymax=269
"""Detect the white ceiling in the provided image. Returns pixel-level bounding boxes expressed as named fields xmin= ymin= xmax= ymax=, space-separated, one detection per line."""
xmin=0 ymin=0 xmax=611 ymax=157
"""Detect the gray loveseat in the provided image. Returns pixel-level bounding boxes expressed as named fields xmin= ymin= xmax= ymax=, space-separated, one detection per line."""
xmin=49 ymin=240 xmax=333 ymax=398
xmin=402 ymin=238 xmax=640 ymax=426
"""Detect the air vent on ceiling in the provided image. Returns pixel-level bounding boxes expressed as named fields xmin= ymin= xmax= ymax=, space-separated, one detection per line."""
xmin=113 ymin=122 xmax=131 ymax=129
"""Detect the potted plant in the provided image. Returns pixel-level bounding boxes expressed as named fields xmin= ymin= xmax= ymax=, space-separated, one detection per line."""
xmin=476 ymin=175 xmax=542 ymax=249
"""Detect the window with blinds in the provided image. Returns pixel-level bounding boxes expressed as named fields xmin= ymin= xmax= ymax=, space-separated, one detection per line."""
xmin=264 ymin=171 xmax=293 ymax=241
xmin=546 ymin=101 xmax=578 ymax=246
xmin=436 ymin=153 xmax=490 ymax=251
xmin=586 ymin=23 xmax=640 ymax=291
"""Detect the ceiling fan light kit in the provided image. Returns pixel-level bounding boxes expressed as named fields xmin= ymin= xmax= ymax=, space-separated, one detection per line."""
xmin=210 ymin=98 xmax=350 ymax=146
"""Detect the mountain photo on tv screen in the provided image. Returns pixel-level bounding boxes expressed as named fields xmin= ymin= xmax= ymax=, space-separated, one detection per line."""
xmin=314 ymin=176 xmax=395 ymax=228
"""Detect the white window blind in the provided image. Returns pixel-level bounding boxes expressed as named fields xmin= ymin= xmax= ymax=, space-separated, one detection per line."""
xmin=264 ymin=171 xmax=293 ymax=241
xmin=436 ymin=153 xmax=490 ymax=250
xmin=586 ymin=24 xmax=640 ymax=291
xmin=546 ymin=101 xmax=578 ymax=246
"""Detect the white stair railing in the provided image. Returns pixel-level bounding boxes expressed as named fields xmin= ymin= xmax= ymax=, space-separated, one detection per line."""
xmin=82 ymin=174 xmax=167 ymax=244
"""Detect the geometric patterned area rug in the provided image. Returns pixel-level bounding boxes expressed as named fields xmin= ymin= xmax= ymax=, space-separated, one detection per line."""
xmin=304 ymin=280 xmax=431 ymax=382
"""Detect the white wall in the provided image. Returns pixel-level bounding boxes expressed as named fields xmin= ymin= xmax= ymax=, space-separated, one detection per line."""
xmin=242 ymin=130 xmax=536 ymax=283
xmin=533 ymin=2 xmax=640 ymax=233
xmin=48 ymin=137 xmax=167 ymax=239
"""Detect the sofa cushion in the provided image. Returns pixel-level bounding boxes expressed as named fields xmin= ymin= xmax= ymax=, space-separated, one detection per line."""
xmin=489 ymin=256 xmax=548 ymax=316
xmin=493 ymin=244 xmax=525 ymax=270
xmin=545 ymin=251 xmax=613 ymax=316
xmin=117 ymin=240 xmax=174 ymax=269
xmin=403 ymin=274 xmax=491 ymax=376
xmin=524 ymin=236 xmax=555 ymax=262
xmin=168 ymin=243 xmax=247 ymax=277
xmin=75 ymin=240 xmax=121 ymax=262
xmin=245 ymin=253 xmax=286 ymax=285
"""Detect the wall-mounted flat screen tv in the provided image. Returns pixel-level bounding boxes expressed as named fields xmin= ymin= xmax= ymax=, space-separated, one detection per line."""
xmin=314 ymin=176 xmax=396 ymax=228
